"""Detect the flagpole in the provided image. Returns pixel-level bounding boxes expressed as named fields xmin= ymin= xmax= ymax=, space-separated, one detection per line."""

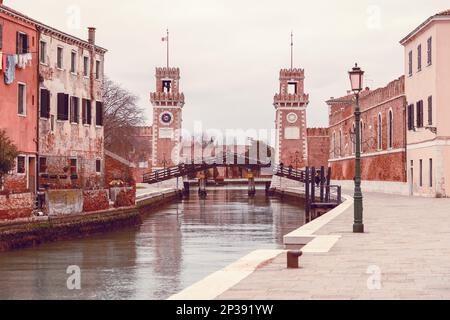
xmin=290 ymin=31 xmax=293 ymax=69
xmin=167 ymin=29 xmax=169 ymax=69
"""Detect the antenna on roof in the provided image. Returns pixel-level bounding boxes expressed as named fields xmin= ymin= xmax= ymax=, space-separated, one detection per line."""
xmin=290 ymin=31 xmax=294 ymax=69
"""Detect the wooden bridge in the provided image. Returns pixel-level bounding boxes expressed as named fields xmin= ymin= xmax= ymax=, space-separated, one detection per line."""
xmin=142 ymin=152 xmax=342 ymax=217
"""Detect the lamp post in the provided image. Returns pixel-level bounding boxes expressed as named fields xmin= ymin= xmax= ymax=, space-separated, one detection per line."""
xmin=349 ymin=63 xmax=365 ymax=233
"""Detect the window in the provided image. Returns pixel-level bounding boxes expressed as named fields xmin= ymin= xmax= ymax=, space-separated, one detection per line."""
xmin=83 ymin=56 xmax=89 ymax=77
xmin=407 ymin=104 xmax=414 ymax=130
xmin=288 ymin=82 xmax=298 ymax=95
xmin=39 ymin=157 xmax=47 ymax=174
xmin=388 ymin=110 xmax=393 ymax=149
xmin=419 ymin=159 xmax=423 ymax=187
xmin=427 ymin=37 xmax=432 ymax=66
xmin=57 ymin=93 xmax=69 ymax=120
xmin=428 ymin=96 xmax=433 ymax=126
xmin=96 ymin=159 xmax=101 ymax=173
xmin=162 ymin=80 xmax=172 ymax=93
xmin=377 ymin=114 xmax=382 ymax=150
xmin=429 ymin=158 xmax=433 ymax=187
xmin=408 ymin=51 xmax=413 ymax=76
xmin=95 ymin=60 xmax=101 ymax=80
xmin=339 ymin=130 xmax=342 ymax=157
xmin=16 ymin=32 xmax=29 ymax=54
xmin=70 ymin=97 xmax=80 ymax=123
xmin=416 ymin=100 xmax=424 ymax=128
xmin=69 ymin=159 xmax=77 ymax=175
xmin=332 ymin=132 xmax=336 ymax=158
xmin=40 ymin=89 xmax=50 ymax=118
xmin=39 ymin=41 xmax=47 ymax=64
xmin=17 ymin=156 xmax=26 ymax=174
xmin=71 ymin=51 xmax=77 ymax=73
xmin=18 ymin=83 xmax=26 ymax=115
xmin=57 ymin=47 xmax=63 ymax=69
xmin=417 ymin=44 xmax=422 ymax=71
xmin=82 ymin=99 xmax=92 ymax=125
xmin=95 ymin=101 xmax=103 ymax=126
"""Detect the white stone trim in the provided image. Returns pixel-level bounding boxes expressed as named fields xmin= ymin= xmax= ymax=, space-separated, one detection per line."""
xmin=407 ymin=137 xmax=450 ymax=150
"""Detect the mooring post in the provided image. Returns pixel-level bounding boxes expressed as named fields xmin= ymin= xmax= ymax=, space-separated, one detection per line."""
xmin=248 ymin=172 xmax=256 ymax=197
xmin=265 ymin=181 xmax=271 ymax=195
xmin=305 ymin=167 xmax=310 ymax=222
xmin=183 ymin=181 xmax=190 ymax=196
xmin=198 ymin=173 xmax=207 ymax=198
xmin=325 ymin=166 xmax=332 ymax=202
xmin=320 ymin=166 xmax=325 ymax=202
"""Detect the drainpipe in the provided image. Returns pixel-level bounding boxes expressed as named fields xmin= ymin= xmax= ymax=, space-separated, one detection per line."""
xmin=35 ymin=27 xmax=41 ymax=194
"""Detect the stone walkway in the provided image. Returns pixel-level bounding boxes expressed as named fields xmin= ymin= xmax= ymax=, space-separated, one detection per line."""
xmin=218 ymin=192 xmax=450 ymax=299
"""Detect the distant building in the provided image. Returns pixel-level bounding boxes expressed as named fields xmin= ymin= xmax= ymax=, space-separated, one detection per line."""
xmin=327 ymin=77 xmax=407 ymax=193
xmin=400 ymin=9 xmax=450 ymax=197
xmin=128 ymin=126 xmax=153 ymax=182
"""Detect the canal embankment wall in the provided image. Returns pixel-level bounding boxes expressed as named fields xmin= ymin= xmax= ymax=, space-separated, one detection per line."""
xmin=0 ymin=188 xmax=180 ymax=252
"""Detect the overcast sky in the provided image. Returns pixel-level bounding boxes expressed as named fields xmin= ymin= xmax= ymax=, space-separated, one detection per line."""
xmin=6 ymin=0 xmax=449 ymax=133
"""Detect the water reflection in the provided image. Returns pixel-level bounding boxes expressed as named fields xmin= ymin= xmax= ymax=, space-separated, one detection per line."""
xmin=0 ymin=188 xmax=304 ymax=300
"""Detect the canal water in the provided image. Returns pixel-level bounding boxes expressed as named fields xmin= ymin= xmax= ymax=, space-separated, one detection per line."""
xmin=0 ymin=188 xmax=305 ymax=300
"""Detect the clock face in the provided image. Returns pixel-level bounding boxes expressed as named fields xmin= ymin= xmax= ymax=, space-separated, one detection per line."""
xmin=160 ymin=112 xmax=173 ymax=125
xmin=287 ymin=113 xmax=298 ymax=124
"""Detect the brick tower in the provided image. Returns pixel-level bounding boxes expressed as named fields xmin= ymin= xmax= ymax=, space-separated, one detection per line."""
xmin=273 ymin=68 xmax=310 ymax=168
xmin=150 ymin=67 xmax=185 ymax=170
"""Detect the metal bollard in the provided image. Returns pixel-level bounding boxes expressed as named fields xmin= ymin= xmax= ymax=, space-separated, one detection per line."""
xmin=287 ymin=250 xmax=303 ymax=269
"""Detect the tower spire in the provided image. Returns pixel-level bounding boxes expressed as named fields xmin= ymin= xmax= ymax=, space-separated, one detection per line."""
xmin=290 ymin=31 xmax=294 ymax=69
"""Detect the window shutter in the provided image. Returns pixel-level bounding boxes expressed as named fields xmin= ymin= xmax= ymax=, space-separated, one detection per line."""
xmin=428 ymin=96 xmax=432 ymax=126
xmin=40 ymin=89 xmax=50 ymax=118
xmin=96 ymin=101 xmax=103 ymax=126
xmin=16 ymin=31 xmax=20 ymax=54
xmin=87 ymin=100 xmax=92 ymax=124
xmin=23 ymin=34 xmax=29 ymax=53
xmin=57 ymin=93 xmax=64 ymax=120
xmin=64 ymin=94 xmax=69 ymax=120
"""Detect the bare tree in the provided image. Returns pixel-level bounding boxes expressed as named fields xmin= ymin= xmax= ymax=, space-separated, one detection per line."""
xmin=102 ymin=77 xmax=146 ymax=157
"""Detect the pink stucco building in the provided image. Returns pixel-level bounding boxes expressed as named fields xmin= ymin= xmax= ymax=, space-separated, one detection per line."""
xmin=400 ymin=9 xmax=450 ymax=197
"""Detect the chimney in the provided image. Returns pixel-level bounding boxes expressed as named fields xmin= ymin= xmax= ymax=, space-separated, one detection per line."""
xmin=88 ymin=27 xmax=96 ymax=45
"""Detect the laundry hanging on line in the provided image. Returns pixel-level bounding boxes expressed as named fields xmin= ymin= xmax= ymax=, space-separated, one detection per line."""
xmin=4 ymin=55 xmax=17 ymax=85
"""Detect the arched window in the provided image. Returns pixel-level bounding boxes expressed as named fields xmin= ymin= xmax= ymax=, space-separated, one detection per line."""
xmin=388 ymin=110 xmax=393 ymax=149
xmin=332 ymin=132 xmax=336 ymax=158
xmin=377 ymin=113 xmax=382 ymax=150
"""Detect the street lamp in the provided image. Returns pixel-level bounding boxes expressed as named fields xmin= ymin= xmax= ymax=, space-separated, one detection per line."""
xmin=348 ymin=63 xmax=365 ymax=233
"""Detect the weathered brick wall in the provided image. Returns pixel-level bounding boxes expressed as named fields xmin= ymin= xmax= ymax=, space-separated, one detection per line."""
xmin=307 ymin=128 xmax=330 ymax=169
xmin=105 ymin=153 xmax=136 ymax=187
xmin=0 ymin=193 xmax=33 ymax=220
xmin=330 ymin=151 xmax=406 ymax=182
xmin=327 ymin=76 xmax=407 ymax=182
xmin=3 ymin=175 xmax=28 ymax=193
xmin=83 ymin=190 xmax=110 ymax=213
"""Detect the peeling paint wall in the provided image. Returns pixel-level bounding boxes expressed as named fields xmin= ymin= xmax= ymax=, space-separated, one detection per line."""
xmin=38 ymin=29 xmax=106 ymax=190
xmin=46 ymin=189 xmax=83 ymax=216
